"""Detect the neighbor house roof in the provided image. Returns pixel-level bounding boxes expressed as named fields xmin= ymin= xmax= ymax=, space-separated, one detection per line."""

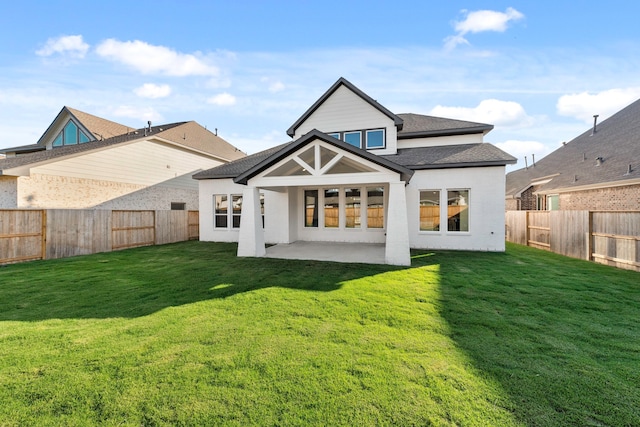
xmin=506 ymin=98 xmax=640 ymax=197
xmin=64 ymin=107 xmax=134 ymax=141
xmin=286 ymin=77 xmax=404 ymax=137
xmin=0 ymin=120 xmax=245 ymax=175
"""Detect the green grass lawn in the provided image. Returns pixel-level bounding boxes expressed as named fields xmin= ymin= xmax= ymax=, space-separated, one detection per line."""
xmin=0 ymin=242 xmax=638 ymax=426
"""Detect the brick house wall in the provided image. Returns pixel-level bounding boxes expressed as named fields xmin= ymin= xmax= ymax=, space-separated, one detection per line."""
xmin=505 ymin=198 xmax=518 ymax=210
xmin=14 ymin=173 xmax=199 ymax=210
xmin=559 ymin=184 xmax=640 ymax=210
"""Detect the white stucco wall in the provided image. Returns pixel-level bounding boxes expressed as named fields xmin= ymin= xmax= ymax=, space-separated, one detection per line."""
xmin=293 ymin=85 xmax=398 ymax=155
xmin=198 ymin=179 xmax=291 ymax=244
xmin=0 ymin=176 xmax=18 ymax=208
xmin=197 ymin=166 xmax=508 ymax=252
xmin=406 ymin=166 xmax=507 ymax=251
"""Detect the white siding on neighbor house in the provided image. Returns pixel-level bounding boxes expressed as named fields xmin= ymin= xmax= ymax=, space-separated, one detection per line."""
xmin=0 ymin=176 xmax=18 ymax=208
xmin=31 ymin=139 xmax=224 ymax=188
xmin=293 ymin=85 xmax=398 ymax=155
xmin=406 ymin=166 xmax=507 ymax=251
xmin=15 ymin=173 xmax=200 ymax=210
xmin=397 ymin=133 xmax=485 ymax=149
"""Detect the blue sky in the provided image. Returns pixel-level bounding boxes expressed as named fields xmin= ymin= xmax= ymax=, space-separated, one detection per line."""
xmin=2 ymin=1 xmax=640 ymax=171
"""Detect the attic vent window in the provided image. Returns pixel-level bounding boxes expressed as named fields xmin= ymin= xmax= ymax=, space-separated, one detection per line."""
xmin=52 ymin=120 xmax=91 ymax=147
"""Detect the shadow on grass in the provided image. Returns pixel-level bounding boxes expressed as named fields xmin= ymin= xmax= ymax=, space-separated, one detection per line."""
xmin=0 ymin=241 xmax=399 ymax=322
xmin=431 ymin=244 xmax=640 ymax=426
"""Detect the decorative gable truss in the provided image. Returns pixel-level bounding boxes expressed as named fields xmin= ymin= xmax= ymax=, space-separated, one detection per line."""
xmin=239 ymin=131 xmax=412 ymax=189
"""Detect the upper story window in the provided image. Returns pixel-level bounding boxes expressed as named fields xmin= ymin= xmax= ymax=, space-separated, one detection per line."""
xmin=52 ymin=120 xmax=90 ymax=147
xmin=328 ymin=128 xmax=386 ymax=150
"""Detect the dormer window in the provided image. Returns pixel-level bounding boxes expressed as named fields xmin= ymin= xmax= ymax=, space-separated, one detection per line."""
xmin=326 ymin=128 xmax=386 ymax=150
xmin=52 ymin=120 xmax=91 ymax=147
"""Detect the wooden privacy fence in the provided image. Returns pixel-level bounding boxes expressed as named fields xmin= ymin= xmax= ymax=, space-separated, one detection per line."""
xmin=0 ymin=209 xmax=199 ymax=265
xmin=506 ymin=210 xmax=640 ymax=272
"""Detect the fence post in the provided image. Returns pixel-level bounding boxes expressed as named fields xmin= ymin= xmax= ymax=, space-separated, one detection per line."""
xmin=585 ymin=211 xmax=593 ymax=261
xmin=41 ymin=210 xmax=47 ymax=260
xmin=525 ymin=211 xmax=530 ymax=247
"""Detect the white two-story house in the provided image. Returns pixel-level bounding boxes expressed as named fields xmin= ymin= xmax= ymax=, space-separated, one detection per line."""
xmin=194 ymin=77 xmax=516 ymax=265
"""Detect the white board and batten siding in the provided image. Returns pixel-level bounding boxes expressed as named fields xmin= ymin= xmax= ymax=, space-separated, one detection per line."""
xmin=292 ymin=85 xmax=398 ymax=155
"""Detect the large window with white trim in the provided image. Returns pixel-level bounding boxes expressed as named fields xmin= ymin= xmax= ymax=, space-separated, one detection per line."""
xmin=367 ymin=187 xmax=384 ymax=228
xmin=305 ymin=190 xmax=319 ymax=228
xmin=213 ymin=193 xmax=264 ymax=229
xmin=447 ymin=189 xmax=469 ymax=232
xmin=324 ymin=188 xmax=339 ymax=228
xmin=345 ymin=188 xmax=361 ymax=228
xmin=302 ymin=186 xmax=385 ymax=230
xmin=214 ymin=194 xmax=228 ymax=228
xmin=419 ymin=190 xmax=440 ymax=231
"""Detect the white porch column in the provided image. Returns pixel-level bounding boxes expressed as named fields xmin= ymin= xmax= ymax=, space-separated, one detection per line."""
xmin=385 ymin=181 xmax=411 ymax=266
xmin=237 ymin=186 xmax=266 ymax=258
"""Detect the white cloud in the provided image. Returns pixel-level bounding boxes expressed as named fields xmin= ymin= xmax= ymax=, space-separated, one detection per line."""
xmin=95 ymin=39 xmax=219 ymax=76
xmin=496 ymin=139 xmax=551 ymax=161
xmin=227 ymin=130 xmax=287 ymax=155
xmin=112 ymin=105 xmax=163 ymax=123
xmin=36 ymin=35 xmax=89 ymax=58
xmin=430 ymin=99 xmax=532 ymax=127
xmin=268 ymin=81 xmax=285 ymax=93
xmin=260 ymin=77 xmax=285 ymax=93
xmin=134 ymin=83 xmax=172 ymax=99
xmin=207 ymin=93 xmax=236 ymax=106
xmin=445 ymin=7 xmax=524 ymax=50
xmin=556 ymin=87 xmax=640 ymax=123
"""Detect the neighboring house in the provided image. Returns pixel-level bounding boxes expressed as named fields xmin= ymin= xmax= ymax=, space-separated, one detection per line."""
xmin=0 ymin=107 xmax=245 ymax=210
xmin=506 ymin=98 xmax=640 ymax=211
xmin=194 ymin=77 xmax=516 ymax=265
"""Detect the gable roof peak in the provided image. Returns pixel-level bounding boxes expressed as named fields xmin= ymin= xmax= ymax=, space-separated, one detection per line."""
xmin=286 ymin=77 xmax=404 ymax=137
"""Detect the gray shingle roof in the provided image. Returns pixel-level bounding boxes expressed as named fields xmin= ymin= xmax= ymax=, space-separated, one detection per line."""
xmin=193 ymin=143 xmax=290 ymax=180
xmin=382 ymin=143 xmax=516 ymax=169
xmin=193 ymin=132 xmax=515 ymax=184
xmin=506 ymin=98 xmax=640 ymax=197
xmin=397 ymin=113 xmax=493 ymax=138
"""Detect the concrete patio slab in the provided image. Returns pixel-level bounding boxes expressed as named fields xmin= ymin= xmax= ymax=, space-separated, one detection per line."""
xmin=265 ymin=241 xmax=385 ymax=264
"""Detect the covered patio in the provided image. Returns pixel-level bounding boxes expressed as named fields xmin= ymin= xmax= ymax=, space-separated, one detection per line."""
xmin=264 ymin=241 xmax=386 ymax=264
